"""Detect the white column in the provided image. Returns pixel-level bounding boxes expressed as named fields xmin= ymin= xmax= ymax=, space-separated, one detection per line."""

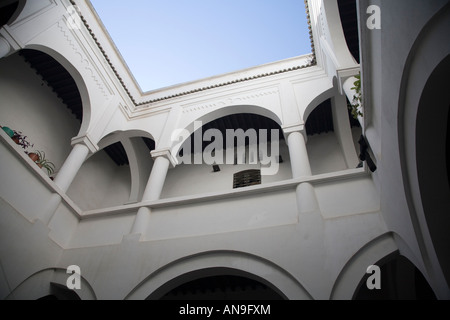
xmin=131 ymin=207 xmax=152 ymax=236
xmin=285 ymin=127 xmax=319 ymax=214
xmin=53 ymin=143 xmax=90 ymax=192
xmin=130 ymin=149 xmax=175 ymax=235
xmin=141 ymin=155 xmax=170 ymax=201
xmin=40 ymin=136 xmax=97 ymax=225
xmin=296 ymin=182 xmax=319 ymax=214
xmin=38 ymin=193 xmax=63 ymax=225
xmin=0 ymin=37 xmax=11 ymax=59
xmin=287 ymin=130 xmax=311 ymax=178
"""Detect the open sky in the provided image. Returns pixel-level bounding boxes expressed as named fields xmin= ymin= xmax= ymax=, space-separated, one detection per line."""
xmin=90 ymin=0 xmax=312 ymax=92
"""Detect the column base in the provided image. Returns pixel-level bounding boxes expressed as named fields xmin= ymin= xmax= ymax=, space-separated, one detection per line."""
xmin=130 ymin=207 xmax=151 ymax=237
xmin=296 ymin=182 xmax=320 ymax=214
xmin=37 ymin=193 xmax=62 ymax=226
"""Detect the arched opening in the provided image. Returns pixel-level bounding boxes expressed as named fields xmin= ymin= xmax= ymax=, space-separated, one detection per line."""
xmin=162 ymin=111 xmax=289 ymax=198
xmin=0 ymin=48 xmax=84 ymax=178
xmin=67 ymin=132 xmax=155 ymax=210
xmin=5 ymin=268 xmax=97 ymax=300
xmin=147 ymin=268 xmax=286 ymax=300
xmin=353 ymin=254 xmax=436 ymax=300
xmin=337 ymin=0 xmax=360 ymax=64
xmin=305 ymin=98 xmax=360 ymax=174
xmin=447 ymin=101 xmax=450 ymax=190
xmin=415 ymin=56 xmax=450 ymax=285
xmin=37 ymin=283 xmax=81 ymax=300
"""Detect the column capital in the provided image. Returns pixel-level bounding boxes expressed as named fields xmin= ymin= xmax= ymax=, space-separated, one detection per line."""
xmin=337 ymin=66 xmax=360 ymax=95
xmin=150 ymin=148 xmax=177 ymax=167
xmin=71 ymin=134 xmax=99 ymax=154
xmin=282 ymin=124 xmax=308 ymax=141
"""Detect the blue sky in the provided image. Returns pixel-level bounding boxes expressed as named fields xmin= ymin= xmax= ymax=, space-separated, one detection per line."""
xmin=90 ymin=0 xmax=312 ymax=91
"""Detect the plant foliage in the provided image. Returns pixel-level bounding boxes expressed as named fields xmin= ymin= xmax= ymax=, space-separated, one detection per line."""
xmin=34 ymin=150 xmax=56 ymax=176
xmin=348 ymin=72 xmax=363 ymax=119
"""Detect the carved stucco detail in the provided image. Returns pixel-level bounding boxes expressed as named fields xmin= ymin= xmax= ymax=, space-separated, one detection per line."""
xmin=56 ymin=20 xmax=109 ymax=98
xmin=182 ymin=89 xmax=280 ymax=114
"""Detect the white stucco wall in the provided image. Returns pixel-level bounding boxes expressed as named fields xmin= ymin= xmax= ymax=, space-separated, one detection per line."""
xmin=307 ymin=131 xmax=348 ymax=174
xmin=359 ymin=0 xmax=450 ymax=298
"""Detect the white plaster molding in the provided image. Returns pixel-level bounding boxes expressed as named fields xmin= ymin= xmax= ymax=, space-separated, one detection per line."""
xmin=56 ymin=19 xmax=109 ymax=98
xmin=336 ymin=66 xmax=360 ymax=95
xmin=150 ymin=148 xmax=177 ymax=167
xmin=0 ymin=26 xmax=23 ymax=52
xmin=282 ymin=123 xmax=308 ymax=141
xmin=8 ymin=0 xmax=56 ymax=28
xmin=181 ymin=87 xmax=280 ymax=114
xmin=71 ymin=133 xmax=99 ymax=153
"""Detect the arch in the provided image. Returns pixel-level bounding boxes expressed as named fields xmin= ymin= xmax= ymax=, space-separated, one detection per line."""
xmin=302 ymin=79 xmax=337 ymax=123
xmin=163 ymin=108 xmax=290 ymax=198
xmin=171 ymin=104 xmax=283 ymax=156
xmin=5 ymin=268 xmax=96 ymax=300
xmin=0 ymin=0 xmax=22 ymax=28
xmin=398 ymin=2 xmax=450 ymax=297
xmin=337 ymin=0 xmax=360 ymax=64
xmin=0 ymin=47 xmax=89 ymax=176
xmin=353 ymin=254 xmax=437 ymax=300
xmin=68 ymin=130 xmax=156 ymax=209
xmin=98 ymin=130 xmax=156 ymax=202
xmin=330 ymin=233 xmax=398 ymax=300
xmin=321 ymin=0 xmax=358 ymax=68
xmin=415 ymin=56 xmax=450 ymax=285
xmin=97 ymin=130 xmax=155 ymax=151
xmin=125 ymin=251 xmax=312 ymax=300
xmin=9 ymin=0 xmax=26 ymax=25
xmin=22 ymin=44 xmax=92 ymax=137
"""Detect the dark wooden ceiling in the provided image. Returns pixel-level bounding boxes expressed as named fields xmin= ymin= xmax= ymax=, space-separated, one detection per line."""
xmin=20 ymin=49 xmax=83 ymax=122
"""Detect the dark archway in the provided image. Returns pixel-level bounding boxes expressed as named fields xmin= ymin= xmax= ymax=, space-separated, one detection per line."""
xmin=37 ymin=283 xmax=81 ymax=300
xmin=163 ymin=111 xmax=291 ymax=198
xmin=353 ymin=254 xmax=437 ymax=300
xmin=68 ymin=133 xmax=156 ymax=210
xmin=415 ymin=56 xmax=450 ymax=286
xmin=180 ymin=112 xmax=284 ymax=156
xmin=19 ymin=49 xmax=83 ymax=124
xmin=0 ymin=0 xmax=20 ymax=28
xmin=337 ymin=0 xmax=360 ymax=64
xmin=148 ymin=268 xmax=286 ymax=300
